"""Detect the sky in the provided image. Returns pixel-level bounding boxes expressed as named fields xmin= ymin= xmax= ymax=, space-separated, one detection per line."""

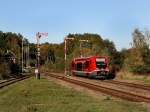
xmin=0 ymin=0 xmax=150 ymax=50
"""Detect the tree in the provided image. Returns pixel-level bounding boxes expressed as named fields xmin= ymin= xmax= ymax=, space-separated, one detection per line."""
xmin=0 ymin=31 xmax=29 ymax=78
xmin=132 ymin=28 xmax=145 ymax=48
xmin=123 ymin=28 xmax=150 ymax=73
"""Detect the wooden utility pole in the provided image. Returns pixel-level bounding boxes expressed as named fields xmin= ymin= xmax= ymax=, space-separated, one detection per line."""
xmin=64 ymin=37 xmax=74 ymax=76
xmin=22 ymin=37 xmax=24 ymax=74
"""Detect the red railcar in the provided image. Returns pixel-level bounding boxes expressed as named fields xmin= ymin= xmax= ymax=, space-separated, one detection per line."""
xmin=71 ymin=56 xmax=110 ymax=78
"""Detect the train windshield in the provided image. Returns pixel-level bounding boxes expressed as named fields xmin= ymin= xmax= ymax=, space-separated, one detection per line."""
xmin=96 ymin=58 xmax=106 ymax=69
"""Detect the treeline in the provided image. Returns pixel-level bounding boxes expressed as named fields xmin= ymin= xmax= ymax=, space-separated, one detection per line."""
xmin=40 ymin=33 xmax=121 ymax=72
xmin=0 ymin=28 xmax=150 ymax=79
xmin=0 ymin=31 xmax=28 ymax=79
xmin=42 ymin=29 xmax=150 ymax=74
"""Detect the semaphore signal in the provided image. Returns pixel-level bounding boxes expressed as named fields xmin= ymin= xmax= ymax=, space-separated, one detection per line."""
xmin=35 ymin=32 xmax=48 ymax=79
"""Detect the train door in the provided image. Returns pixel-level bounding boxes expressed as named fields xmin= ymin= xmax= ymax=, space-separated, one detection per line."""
xmin=75 ymin=61 xmax=87 ymax=76
xmin=76 ymin=62 xmax=83 ymax=71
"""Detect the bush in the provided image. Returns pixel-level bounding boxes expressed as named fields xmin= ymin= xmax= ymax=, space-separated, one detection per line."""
xmin=130 ymin=65 xmax=150 ymax=74
xmin=10 ymin=63 xmax=22 ymax=76
xmin=29 ymin=59 xmax=36 ymax=67
xmin=0 ymin=62 xmax=10 ymax=79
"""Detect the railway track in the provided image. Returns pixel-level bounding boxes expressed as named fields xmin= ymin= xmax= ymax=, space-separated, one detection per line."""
xmin=47 ymin=73 xmax=150 ymax=103
xmin=49 ymin=72 xmax=150 ymax=91
xmin=0 ymin=76 xmax=31 ymax=89
xmin=74 ymin=76 xmax=150 ymax=92
xmin=105 ymin=80 xmax=150 ymax=91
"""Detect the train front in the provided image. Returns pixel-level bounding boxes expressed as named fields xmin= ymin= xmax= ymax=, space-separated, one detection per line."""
xmin=95 ymin=57 xmax=109 ymax=78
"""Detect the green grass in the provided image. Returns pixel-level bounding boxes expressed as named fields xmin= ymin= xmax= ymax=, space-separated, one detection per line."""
xmin=117 ymin=70 xmax=150 ymax=84
xmin=0 ymin=76 xmax=150 ymax=112
xmin=125 ymin=76 xmax=150 ymax=84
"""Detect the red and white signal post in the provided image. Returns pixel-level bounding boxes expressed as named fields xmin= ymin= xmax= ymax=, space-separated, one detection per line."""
xmin=36 ymin=32 xmax=48 ymax=79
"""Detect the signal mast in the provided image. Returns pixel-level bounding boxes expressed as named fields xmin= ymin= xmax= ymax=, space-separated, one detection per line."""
xmin=36 ymin=32 xmax=48 ymax=79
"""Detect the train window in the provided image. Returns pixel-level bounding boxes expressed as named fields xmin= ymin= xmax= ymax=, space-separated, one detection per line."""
xmin=96 ymin=58 xmax=106 ymax=69
xmin=96 ymin=62 xmax=106 ymax=69
xmin=76 ymin=63 xmax=83 ymax=71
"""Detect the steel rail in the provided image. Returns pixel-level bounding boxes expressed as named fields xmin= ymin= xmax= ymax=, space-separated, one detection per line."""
xmin=47 ymin=73 xmax=150 ymax=103
xmin=105 ymin=80 xmax=150 ymax=91
xmin=0 ymin=76 xmax=31 ymax=89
